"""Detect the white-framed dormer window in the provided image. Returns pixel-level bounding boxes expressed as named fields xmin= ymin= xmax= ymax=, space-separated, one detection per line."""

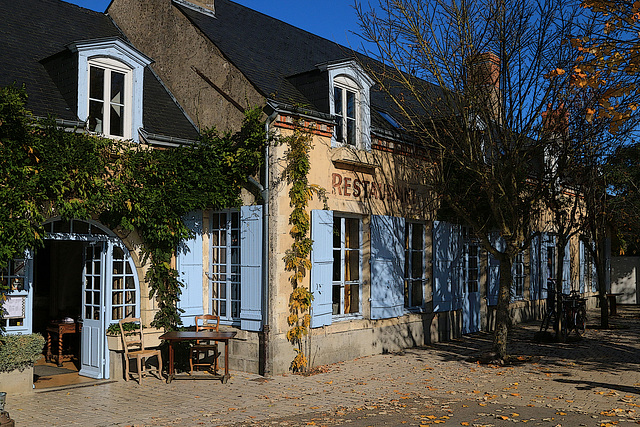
xmin=88 ymin=57 xmax=132 ymax=138
xmin=334 ymin=77 xmax=358 ymax=147
xmin=319 ymin=60 xmax=374 ymax=150
xmin=69 ymin=37 xmax=152 ymax=143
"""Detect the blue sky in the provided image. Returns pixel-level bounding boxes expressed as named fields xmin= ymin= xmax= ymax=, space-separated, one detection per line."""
xmin=66 ymin=0 xmax=366 ymax=50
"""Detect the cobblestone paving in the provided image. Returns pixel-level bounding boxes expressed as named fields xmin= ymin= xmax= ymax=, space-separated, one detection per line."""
xmin=6 ymin=307 xmax=640 ymax=426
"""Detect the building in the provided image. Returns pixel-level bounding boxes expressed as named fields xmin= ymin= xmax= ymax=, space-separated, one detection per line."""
xmin=0 ymin=0 xmax=198 ymax=381
xmin=0 ymin=0 xmax=606 ymax=384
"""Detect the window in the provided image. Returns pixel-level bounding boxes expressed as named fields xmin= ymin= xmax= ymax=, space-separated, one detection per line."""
xmin=1 ymin=259 xmax=27 ymax=329
xmin=87 ymin=58 xmax=132 ymax=138
xmin=111 ymin=246 xmax=136 ymax=320
xmin=211 ymin=210 xmax=241 ymax=323
xmin=462 ymin=227 xmax=481 ymax=294
xmin=546 ymin=245 xmax=556 ymax=282
xmin=320 ymin=60 xmax=373 ymax=150
xmin=332 ymin=216 xmax=361 ymax=316
xmin=513 ymin=252 xmax=525 ymax=299
xmin=404 ymin=222 xmax=424 ymax=308
xmin=334 ymin=83 xmax=357 ymax=146
xmin=70 ymin=37 xmax=151 ymax=143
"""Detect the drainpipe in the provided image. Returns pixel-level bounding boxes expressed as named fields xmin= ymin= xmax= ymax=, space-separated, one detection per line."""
xmin=249 ymin=105 xmax=278 ymax=377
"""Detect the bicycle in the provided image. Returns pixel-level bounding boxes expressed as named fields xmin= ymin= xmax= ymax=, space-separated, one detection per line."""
xmin=539 ymin=279 xmax=587 ymax=340
xmin=560 ymin=290 xmax=587 ymax=339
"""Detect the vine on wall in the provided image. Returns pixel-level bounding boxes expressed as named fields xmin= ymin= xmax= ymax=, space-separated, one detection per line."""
xmin=281 ymin=119 xmax=326 ymax=372
xmin=0 ymin=85 xmax=265 ymax=332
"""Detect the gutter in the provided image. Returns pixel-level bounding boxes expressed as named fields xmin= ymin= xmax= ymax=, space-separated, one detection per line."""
xmin=138 ymin=128 xmax=198 ymax=147
xmin=256 ymin=105 xmax=279 ymax=376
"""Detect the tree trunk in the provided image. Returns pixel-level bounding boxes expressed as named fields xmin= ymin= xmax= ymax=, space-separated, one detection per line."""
xmin=493 ymin=256 xmax=512 ymax=360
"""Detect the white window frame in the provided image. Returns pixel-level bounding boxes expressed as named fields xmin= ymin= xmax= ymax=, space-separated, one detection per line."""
xmin=404 ymin=221 xmax=425 ymax=309
xmin=333 ymin=77 xmax=359 ymax=147
xmin=332 ymin=214 xmax=362 ymax=318
xmin=70 ymin=38 xmax=152 ymax=143
xmin=210 ymin=209 xmax=241 ymax=325
xmin=320 ymin=60 xmax=373 ymax=151
xmin=87 ymin=57 xmax=133 ymax=139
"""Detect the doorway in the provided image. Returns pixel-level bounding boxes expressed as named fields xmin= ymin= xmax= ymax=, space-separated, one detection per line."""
xmin=30 ymin=219 xmax=141 ymax=388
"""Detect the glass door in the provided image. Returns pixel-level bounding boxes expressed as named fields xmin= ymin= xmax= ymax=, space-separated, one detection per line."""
xmin=79 ymin=242 xmax=107 ymax=379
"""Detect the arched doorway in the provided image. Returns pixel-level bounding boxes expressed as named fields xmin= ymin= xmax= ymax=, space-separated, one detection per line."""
xmin=32 ymin=218 xmax=141 ymax=381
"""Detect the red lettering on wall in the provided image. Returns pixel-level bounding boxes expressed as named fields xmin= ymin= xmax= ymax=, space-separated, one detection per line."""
xmin=343 ymin=177 xmax=352 ymax=196
xmin=353 ymin=179 xmax=362 ymax=197
xmin=332 ymin=173 xmax=343 ymax=195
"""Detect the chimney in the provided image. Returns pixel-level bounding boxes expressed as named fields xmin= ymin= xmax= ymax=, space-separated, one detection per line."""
xmin=541 ymin=103 xmax=568 ymax=137
xmin=467 ymin=52 xmax=501 ymax=123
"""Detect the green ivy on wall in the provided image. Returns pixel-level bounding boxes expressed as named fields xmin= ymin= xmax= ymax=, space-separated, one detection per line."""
xmin=281 ymin=120 xmax=326 ymax=373
xmin=0 ymin=85 xmax=265 ymax=332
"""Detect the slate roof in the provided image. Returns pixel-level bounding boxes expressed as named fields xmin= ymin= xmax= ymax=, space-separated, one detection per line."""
xmin=175 ymin=0 xmax=447 ymax=135
xmin=0 ymin=0 xmax=199 ymax=140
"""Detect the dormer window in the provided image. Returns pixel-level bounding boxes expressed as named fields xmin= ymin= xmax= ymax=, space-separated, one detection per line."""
xmin=334 ymin=78 xmax=358 ymax=146
xmin=88 ymin=58 xmax=132 ymax=138
xmin=319 ymin=60 xmax=374 ymax=151
xmin=69 ymin=37 xmax=152 ymax=142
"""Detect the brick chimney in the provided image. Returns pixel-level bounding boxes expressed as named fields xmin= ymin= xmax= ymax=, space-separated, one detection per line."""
xmin=541 ymin=103 xmax=569 ymax=137
xmin=467 ymin=52 xmax=501 ymax=122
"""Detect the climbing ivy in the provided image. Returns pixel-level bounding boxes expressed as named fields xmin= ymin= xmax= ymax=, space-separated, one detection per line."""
xmin=0 ymin=85 xmax=265 ymax=332
xmin=281 ymin=120 xmax=326 ymax=372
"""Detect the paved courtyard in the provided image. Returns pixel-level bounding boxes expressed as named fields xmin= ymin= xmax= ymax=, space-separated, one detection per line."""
xmin=5 ymin=306 xmax=640 ymax=426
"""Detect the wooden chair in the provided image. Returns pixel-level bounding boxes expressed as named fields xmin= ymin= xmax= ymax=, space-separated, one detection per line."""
xmin=190 ymin=314 xmax=220 ymax=375
xmin=119 ymin=318 xmax=162 ymax=384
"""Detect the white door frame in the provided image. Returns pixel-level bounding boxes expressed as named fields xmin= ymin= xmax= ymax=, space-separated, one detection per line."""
xmin=42 ymin=218 xmax=140 ymax=379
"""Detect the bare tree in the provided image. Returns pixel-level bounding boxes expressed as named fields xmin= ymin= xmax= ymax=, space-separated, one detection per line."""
xmin=355 ymin=0 xmax=593 ymax=358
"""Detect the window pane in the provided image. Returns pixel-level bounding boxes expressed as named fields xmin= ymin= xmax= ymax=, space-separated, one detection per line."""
xmin=333 ymin=217 xmax=341 ymax=248
xmin=411 ymin=280 xmax=423 ymax=306
xmin=12 ymin=260 xmax=25 ymax=277
xmin=334 ymin=87 xmax=342 ymax=115
xmin=345 ymin=218 xmax=359 ymax=249
xmin=111 ymin=71 xmax=125 ymax=105
xmin=110 ymin=105 xmax=124 ymax=137
xmin=89 ymin=67 xmax=104 ymax=100
xmin=74 ymin=221 xmax=89 ymax=234
xmin=411 ymin=252 xmax=422 ymax=278
xmin=412 ymin=224 xmax=424 ymax=250
xmin=346 ymin=118 xmax=356 ymax=146
xmin=345 ymin=283 xmax=359 ymax=313
xmin=345 ymin=250 xmax=360 ymax=281
xmin=332 ymin=285 xmax=340 ymax=315
xmin=333 ymin=250 xmax=341 ymax=281
xmin=89 ymin=100 xmax=104 ymax=133
xmin=346 ymin=90 xmax=355 ymax=119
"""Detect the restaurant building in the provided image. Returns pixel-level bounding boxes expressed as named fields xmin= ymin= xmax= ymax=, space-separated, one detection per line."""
xmin=0 ymin=0 xmax=606 ymax=384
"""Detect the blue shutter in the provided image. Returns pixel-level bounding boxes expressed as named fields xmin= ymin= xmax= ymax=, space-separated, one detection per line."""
xmin=563 ymin=240 xmax=571 ymax=294
xmin=311 ymin=210 xmax=333 ymax=327
xmin=487 ymin=233 xmax=504 ymax=306
xmin=370 ymin=215 xmax=405 ymax=319
xmin=433 ymin=221 xmax=461 ymax=312
xmin=530 ymin=235 xmax=540 ymax=300
xmin=177 ymin=210 xmax=204 ymax=327
xmin=240 ymin=205 xmax=263 ymax=331
xmin=579 ymin=240 xmax=585 ymax=294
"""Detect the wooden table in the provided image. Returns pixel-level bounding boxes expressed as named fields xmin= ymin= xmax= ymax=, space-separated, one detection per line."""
xmin=159 ymin=330 xmax=236 ymax=383
xmin=46 ymin=321 xmax=82 ymax=367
